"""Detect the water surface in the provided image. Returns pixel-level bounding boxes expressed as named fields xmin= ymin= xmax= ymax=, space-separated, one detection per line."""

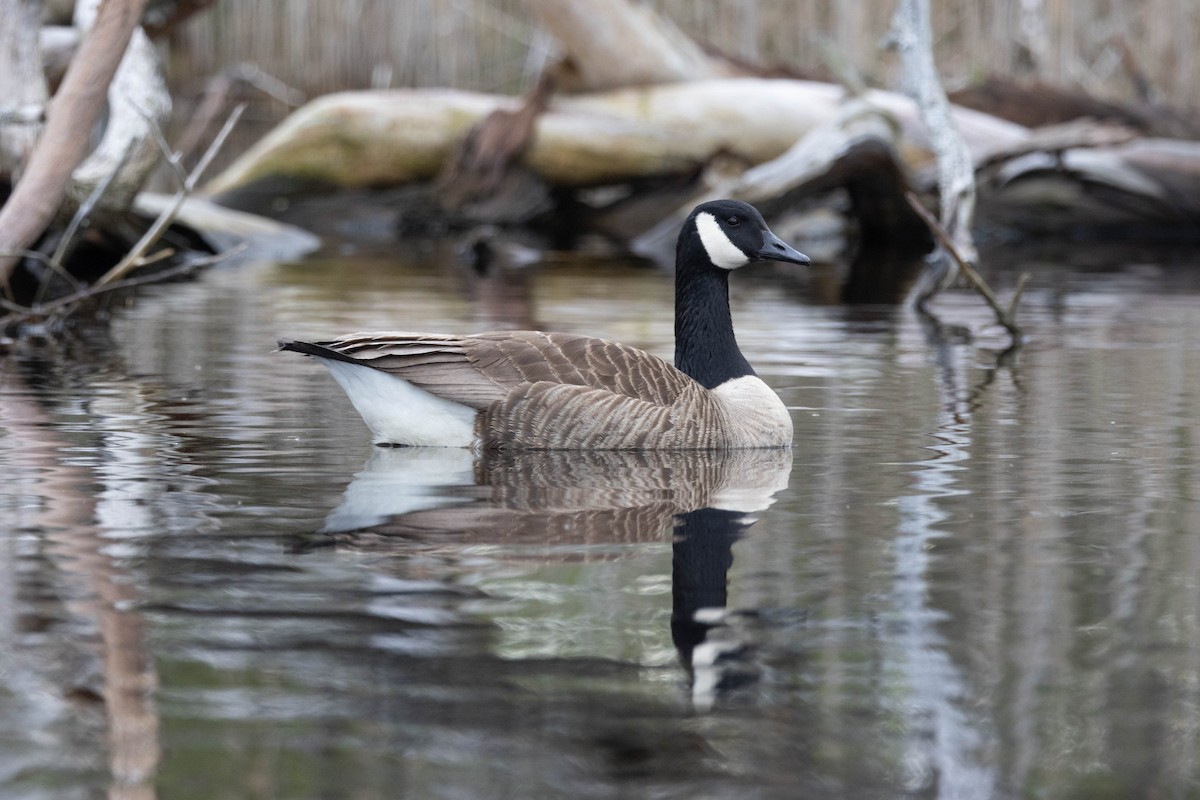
xmin=2 ymin=242 xmax=1199 ymax=799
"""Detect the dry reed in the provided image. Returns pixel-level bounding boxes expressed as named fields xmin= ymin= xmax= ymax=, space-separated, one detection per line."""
xmin=168 ymin=0 xmax=1198 ymax=104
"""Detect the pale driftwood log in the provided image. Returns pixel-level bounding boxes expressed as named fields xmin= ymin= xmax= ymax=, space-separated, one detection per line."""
xmin=205 ymin=79 xmax=1028 ymax=198
xmin=132 ymin=193 xmax=319 ymax=261
xmin=522 ymin=0 xmax=737 ymax=91
xmin=0 ymin=0 xmax=149 ymax=286
xmin=728 ymin=102 xmax=904 ymax=202
xmin=0 ymin=0 xmax=48 ymax=182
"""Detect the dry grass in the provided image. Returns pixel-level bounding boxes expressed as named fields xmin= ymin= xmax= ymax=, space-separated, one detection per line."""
xmin=168 ymin=0 xmax=1198 ymax=103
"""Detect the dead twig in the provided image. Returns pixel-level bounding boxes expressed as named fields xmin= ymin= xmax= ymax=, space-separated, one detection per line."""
xmin=94 ymin=102 xmax=246 ymax=288
xmin=133 ymin=97 xmax=188 ymax=185
xmin=0 ymin=100 xmax=246 ymax=334
xmin=45 ymin=141 xmax=139 ymax=294
xmin=174 ymin=64 xmax=305 ymax=166
xmin=905 ymin=191 xmax=1026 ymax=343
xmin=0 ymin=249 xmax=83 ymax=302
xmin=0 ymin=245 xmax=245 ymax=329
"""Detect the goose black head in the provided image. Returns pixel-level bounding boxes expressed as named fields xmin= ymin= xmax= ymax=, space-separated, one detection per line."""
xmin=683 ymin=199 xmax=811 ymax=271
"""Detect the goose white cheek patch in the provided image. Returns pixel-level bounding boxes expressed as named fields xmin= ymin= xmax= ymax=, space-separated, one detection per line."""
xmin=695 ymin=212 xmax=749 ymax=270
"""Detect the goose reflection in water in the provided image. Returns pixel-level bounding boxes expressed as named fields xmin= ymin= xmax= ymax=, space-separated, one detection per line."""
xmin=314 ymin=447 xmax=792 ymax=709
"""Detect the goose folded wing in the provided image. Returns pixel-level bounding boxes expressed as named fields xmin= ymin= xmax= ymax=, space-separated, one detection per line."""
xmin=468 ymin=332 xmax=693 ymax=405
xmin=316 ymin=330 xmax=694 ymax=409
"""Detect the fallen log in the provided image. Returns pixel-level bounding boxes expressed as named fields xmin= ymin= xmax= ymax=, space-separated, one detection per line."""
xmin=205 ymin=78 xmax=1029 ymax=201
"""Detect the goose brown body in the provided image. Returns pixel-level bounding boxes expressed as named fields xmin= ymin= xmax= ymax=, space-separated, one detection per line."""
xmin=281 ymin=199 xmax=810 ymax=450
xmin=282 ymin=330 xmax=792 ymax=449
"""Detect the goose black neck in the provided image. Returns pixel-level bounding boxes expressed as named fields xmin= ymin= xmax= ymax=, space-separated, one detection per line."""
xmin=674 ymin=240 xmax=755 ymax=389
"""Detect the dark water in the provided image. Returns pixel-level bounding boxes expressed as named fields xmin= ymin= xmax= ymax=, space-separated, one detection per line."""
xmin=2 ymin=242 xmax=1199 ymax=799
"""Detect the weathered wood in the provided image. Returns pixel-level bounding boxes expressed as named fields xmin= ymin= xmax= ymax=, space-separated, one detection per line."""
xmin=68 ymin=0 xmax=172 ymax=212
xmin=205 ymin=79 xmax=1029 ymax=200
xmin=890 ymin=0 xmax=1030 ymax=343
xmin=979 ymin=137 xmax=1200 ymax=232
xmin=951 ymin=77 xmax=1200 ymax=141
xmin=890 ymin=0 xmax=977 ymax=265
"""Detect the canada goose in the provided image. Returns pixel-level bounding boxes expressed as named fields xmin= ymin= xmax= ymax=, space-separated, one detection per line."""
xmin=280 ymin=199 xmax=810 ymax=450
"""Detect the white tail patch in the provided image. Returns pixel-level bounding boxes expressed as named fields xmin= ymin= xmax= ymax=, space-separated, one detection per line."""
xmin=317 ymin=358 xmax=477 ymax=447
xmin=695 ymin=211 xmax=749 ymax=270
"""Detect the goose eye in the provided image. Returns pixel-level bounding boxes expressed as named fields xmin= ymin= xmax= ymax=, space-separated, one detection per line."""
xmin=727 ymin=215 xmax=741 ymax=226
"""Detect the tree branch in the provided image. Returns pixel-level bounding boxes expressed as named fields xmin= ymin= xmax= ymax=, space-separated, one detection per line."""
xmin=889 ymin=0 xmax=977 ymax=258
xmin=0 ymin=246 xmax=245 ymax=330
xmin=49 ymin=141 xmax=139 ymax=274
xmin=0 ymin=0 xmax=150 ymax=285
xmin=94 ymin=102 xmax=245 ymax=288
xmin=905 ymin=191 xmax=1026 ymax=342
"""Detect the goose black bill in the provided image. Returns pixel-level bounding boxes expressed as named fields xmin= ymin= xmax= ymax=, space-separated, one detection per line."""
xmin=755 ymin=231 xmax=811 ymax=265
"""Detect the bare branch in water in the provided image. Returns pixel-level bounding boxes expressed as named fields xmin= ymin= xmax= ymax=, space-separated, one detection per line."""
xmin=905 ymin=191 xmax=1026 ymax=343
xmin=0 ymin=245 xmax=246 ymax=330
xmin=0 ymin=249 xmax=83 ymax=304
xmin=0 ymin=97 xmax=247 ymax=336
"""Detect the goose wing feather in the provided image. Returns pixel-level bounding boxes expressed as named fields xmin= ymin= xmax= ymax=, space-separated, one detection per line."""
xmin=310 ymin=330 xmax=696 ymax=410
